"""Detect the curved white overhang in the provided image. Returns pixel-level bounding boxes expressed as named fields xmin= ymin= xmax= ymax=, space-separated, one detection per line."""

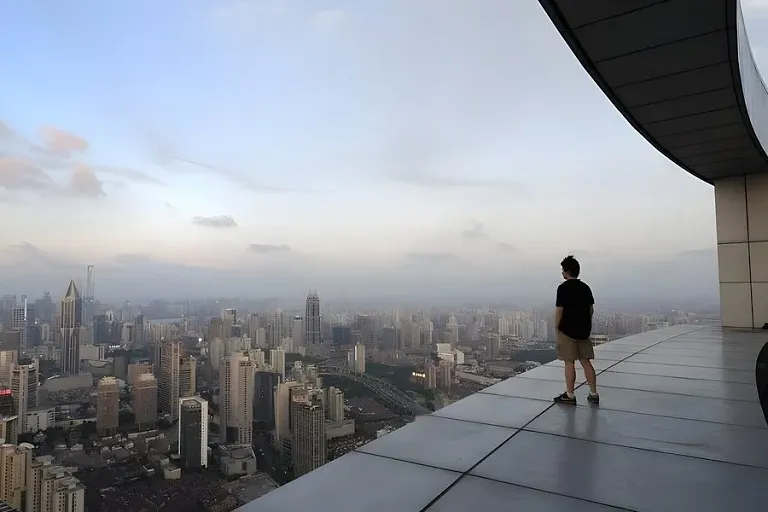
xmin=538 ymin=0 xmax=768 ymax=183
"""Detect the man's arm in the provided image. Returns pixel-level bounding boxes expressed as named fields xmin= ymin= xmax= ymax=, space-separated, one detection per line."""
xmin=555 ymin=307 xmax=564 ymax=332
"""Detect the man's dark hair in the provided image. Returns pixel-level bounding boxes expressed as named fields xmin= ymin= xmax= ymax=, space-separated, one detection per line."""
xmin=561 ymin=255 xmax=580 ymax=278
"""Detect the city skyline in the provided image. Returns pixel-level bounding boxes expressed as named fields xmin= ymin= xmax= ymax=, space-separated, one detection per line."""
xmin=3 ymin=1 xmax=768 ymax=299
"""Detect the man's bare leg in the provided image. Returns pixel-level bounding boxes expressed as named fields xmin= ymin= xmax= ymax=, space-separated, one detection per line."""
xmin=580 ymin=358 xmax=597 ymax=394
xmin=580 ymin=358 xmax=600 ymax=403
xmin=564 ymin=361 xmax=576 ymax=396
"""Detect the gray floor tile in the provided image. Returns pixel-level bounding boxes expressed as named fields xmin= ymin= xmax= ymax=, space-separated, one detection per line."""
xmin=597 ymin=370 xmax=759 ymax=402
xmin=356 ymin=415 xmax=515 ymax=472
xmin=608 ymin=361 xmax=755 ymax=383
xmin=243 ymin=451 xmax=459 ymax=512
xmin=426 ymin=475 xmax=622 ymax=511
xmin=573 ymin=386 xmax=767 ymax=428
xmin=547 ymin=358 xmax=618 ymax=371
xmin=471 ymin=431 xmax=768 ymax=512
xmin=654 ymin=341 xmax=765 ymax=355
xmin=640 ymin=346 xmax=759 ymax=361
xmin=480 ymin=377 xmax=572 ymax=401
xmin=624 ymin=353 xmax=755 ymax=370
xmin=526 ymin=405 xmax=768 ymax=468
xmin=432 ymin=393 xmax=552 ymax=428
xmin=517 ymin=365 xmax=586 ymax=383
xmin=592 ymin=348 xmax=639 ymax=359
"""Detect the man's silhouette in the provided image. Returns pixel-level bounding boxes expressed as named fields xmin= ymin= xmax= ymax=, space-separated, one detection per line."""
xmin=553 ymin=255 xmax=599 ymax=405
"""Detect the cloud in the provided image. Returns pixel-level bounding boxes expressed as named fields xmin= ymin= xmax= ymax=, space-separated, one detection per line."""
xmin=384 ymin=135 xmax=523 ymax=190
xmin=113 ymin=253 xmax=154 ymax=265
xmin=387 ymin=169 xmax=522 ymax=189
xmin=192 ymin=215 xmax=238 ymax=228
xmin=164 ymin=201 xmax=175 ymax=209
xmin=95 ymin=165 xmax=165 ymax=186
xmin=498 ymin=242 xmax=520 ymax=253
xmin=40 ymin=126 xmax=89 ymax=156
xmin=248 ymin=243 xmax=292 ymax=254
xmin=0 ymin=121 xmax=14 ymax=139
xmin=174 ymin=157 xmax=296 ymax=193
xmin=461 ymin=221 xmax=488 ymax=239
xmin=0 ymin=157 xmax=55 ymax=191
xmin=69 ymin=164 xmax=105 ymax=198
xmin=4 ymin=241 xmax=79 ymax=269
xmin=405 ymin=252 xmax=461 ymax=265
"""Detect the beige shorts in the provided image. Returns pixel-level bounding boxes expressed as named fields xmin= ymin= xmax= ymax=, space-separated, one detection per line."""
xmin=556 ymin=332 xmax=595 ymax=362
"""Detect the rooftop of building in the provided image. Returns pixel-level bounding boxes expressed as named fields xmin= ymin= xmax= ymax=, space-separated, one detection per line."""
xmin=241 ymin=324 xmax=768 ymax=511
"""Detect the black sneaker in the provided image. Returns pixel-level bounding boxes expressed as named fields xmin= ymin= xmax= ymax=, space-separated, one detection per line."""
xmin=587 ymin=393 xmax=599 ymax=405
xmin=553 ymin=392 xmax=576 ymax=405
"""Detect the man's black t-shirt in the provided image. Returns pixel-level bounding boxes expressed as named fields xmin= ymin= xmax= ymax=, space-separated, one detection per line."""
xmin=556 ymin=279 xmax=595 ymax=341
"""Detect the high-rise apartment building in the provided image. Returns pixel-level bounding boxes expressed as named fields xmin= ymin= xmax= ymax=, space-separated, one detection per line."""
xmin=11 ymin=299 xmax=31 ymax=352
xmin=438 ymin=360 xmax=452 ymax=390
xmin=290 ymin=387 xmax=326 ymax=477
xmin=304 ymin=292 xmax=321 ymax=347
xmin=347 ymin=343 xmax=365 ymax=374
xmin=178 ymin=396 xmax=208 ymax=470
xmin=266 ymin=311 xmax=284 ymax=348
xmin=96 ymin=377 xmax=119 ymax=436
xmin=159 ymin=338 xmax=181 ymax=420
xmin=0 ymin=443 xmax=30 ymax=509
xmin=269 ymin=348 xmax=285 ymax=379
xmin=219 ymin=353 xmax=255 ymax=445
xmin=59 ymin=280 xmax=83 ymax=375
xmin=132 ymin=373 xmax=157 ymax=431
xmin=10 ymin=360 xmax=38 ymax=433
xmin=127 ymin=362 xmax=153 ymax=385
xmin=274 ymin=381 xmax=303 ymax=455
xmin=291 ymin=316 xmax=303 ymax=347
xmin=26 ymin=455 xmax=85 ymax=512
xmin=0 ymin=351 xmax=18 ymax=387
xmin=0 ymin=297 xmax=15 ymax=330
xmin=0 ymin=388 xmax=18 ymax=445
xmin=325 ymin=386 xmax=344 ymax=424
xmin=179 ymin=355 xmax=197 ymax=398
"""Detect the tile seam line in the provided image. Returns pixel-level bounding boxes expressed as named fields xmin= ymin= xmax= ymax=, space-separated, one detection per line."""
xmin=520 ymin=426 xmax=768 ymax=470
xmin=548 ymin=402 xmax=768 ymax=431
xmin=599 ymin=368 xmax=753 ymax=385
xmin=439 ymin=473 xmax=637 ymax=512
xmin=608 ymin=359 xmax=754 ymax=371
xmin=479 ymin=385 xmax=759 ymax=405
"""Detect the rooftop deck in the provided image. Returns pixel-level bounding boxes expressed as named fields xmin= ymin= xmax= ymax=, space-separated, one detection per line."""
xmin=243 ymin=325 xmax=768 ymax=511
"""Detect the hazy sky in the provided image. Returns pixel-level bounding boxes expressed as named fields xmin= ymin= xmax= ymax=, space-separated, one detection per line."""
xmin=2 ymin=0 xmax=768 ymax=301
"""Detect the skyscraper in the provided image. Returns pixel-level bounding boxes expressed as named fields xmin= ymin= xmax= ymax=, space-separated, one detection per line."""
xmin=11 ymin=298 xmax=30 ymax=352
xmin=179 ymin=355 xmax=197 ymax=398
xmin=159 ymin=338 xmax=181 ymax=420
xmin=253 ymin=370 xmax=281 ymax=430
xmin=10 ymin=360 xmax=38 ymax=433
xmin=133 ymin=373 xmax=157 ymax=431
xmin=304 ymin=292 xmax=321 ymax=347
xmin=178 ymin=396 xmax=208 ymax=470
xmin=96 ymin=377 xmax=119 ymax=436
xmin=219 ymin=353 xmax=255 ymax=445
xmin=290 ymin=387 xmax=326 ymax=477
xmin=59 ymin=280 xmax=83 ymax=375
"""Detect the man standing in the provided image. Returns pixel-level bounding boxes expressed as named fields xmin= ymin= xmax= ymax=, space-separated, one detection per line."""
xmin=553 ymin=255 xmax=599 ymax=405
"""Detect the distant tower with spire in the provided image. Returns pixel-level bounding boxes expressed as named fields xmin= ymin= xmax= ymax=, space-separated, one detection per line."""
xmin=304 ymin=291 xmax=321 ymax=347
xmin=59 ymin=279 xmax=83 ymax=375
